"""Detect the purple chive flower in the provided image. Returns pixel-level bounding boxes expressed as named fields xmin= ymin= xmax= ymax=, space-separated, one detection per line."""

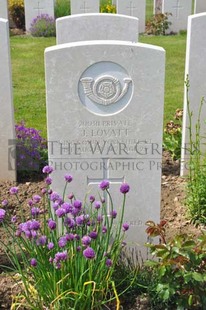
xmin=83 ymin=247 xmax=95 ymax=259
xmin=0 ymin=209 xmax=6 ymax=222
xmin=89 ymin=231 xmax=98 ymax=239
xmin=68 ymin=193 xmax=74 ymax=200
xmin=89 ymin=195 xmax=95 ymax=203
xmin=28 ymin=199 xmax=34 ymax=207
xmin=9 ymin=187 xmax=18 ymax=195
xmin=36 ymin=235 xmax=47 ymax=246
xmin=58 ymin=236 xmax=67 ymax=248
xmin=94 ymin=201 xmax=101 ymax=210
xmin=55 ymin=208 xmax=66 ymax=218
xmin=2 ymin=199 xmax=8 ymax=207
xmin=30 ymin=220 xmax=40 ymax=230
xmin=102 ymin=226 xmax=107 ymax=234
xmin=99 ymin=180 xmax=110 ymax=191
xmin=73 ymin=200 xmax=82 ymax=210
xmin=41 ymin=188 xmax=47 ymax=195
xmin=45 ymin=177 xmax=52 ymax=185
xmin=32 ymin=195 xmax=41 ymax=203
xmin=106 ymin=259 xmax=113 ymax=268
xmin=122 ymin=223 xmax=130 ymax=231
xmin=76 ymin=215 xmax=84 ymax=226
xmin=25 ymin=230 xmax=32 ymax=239
xmin=50 ymin=192 xmax=61 ymax=202
xmin=42 ymin=165 xmax=53 ymax=174
xmin=120 ymin=183 xmax=130 ymax=194
xmin=77 ymin=246 xmax=81 ymax=252
xmin=31 ymin=207 xmax=40 ymax=216
xmin=110 ymin=210 xmax=117 ymax=219
xmin=54 ymin=250 xmax=68 ymax=262
xmin=52 ymin=202 xmax=59 ymax=211
xmin=47 ymin=242 xmax=54 ymax=250
xmin=64 ymin=217 xmax=75 ymax=228
xmin=65 ymin=233 xmax=75 ymax=241
xmin=74 ymin=234 xmax=80 ymax=240
xmin=48 ymin=219 xmax=56 ymax=230
xmin=48 ymin=189 xmax=52 ymax=195
xmin=97 ymin=215 xmax=103 ymax=223
xmin=64 ymin=174 xmax=73 ymax=183
xmin=30 ymin=258 xmax=37 ymax=267
xmin=62 ymin=202 xmax=72 ymax=214
xmin=82 ymin=236 xmax=91 ymax=247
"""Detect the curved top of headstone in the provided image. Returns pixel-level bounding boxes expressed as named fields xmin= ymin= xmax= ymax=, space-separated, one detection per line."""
xmin=56 ymin=13 xmax=139 ymax=44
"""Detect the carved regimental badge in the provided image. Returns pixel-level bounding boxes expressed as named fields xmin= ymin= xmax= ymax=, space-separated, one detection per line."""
xmin=80 ymin=75 xmax=132 ymax=106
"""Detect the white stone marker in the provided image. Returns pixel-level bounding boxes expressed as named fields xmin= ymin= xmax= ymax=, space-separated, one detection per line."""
xmin=70 ymin=0 xmax=99 ymax=14
xmin=0 ymin=0 xmax=8 ymax=19
xmin=181 ymin=13 xmax=206 ymax=175
xmin=0 ymin=19 xmax=16 ymax=181
xmin=45 ymin=40 xmax=165 ymax=258
xmin=116 ymin=0 xmax=146 ymax=33
xmin=56 ymin=14 xmax=139 ymax=44
xmin=24 ymin=0 xmax=54 ymax=32
xmin=153 ymin=0 xmax=162 ymax=15
xmin=162 ymin=0 xmax=192 ymax=33
xmin=194 ymin=0 xmax=206 ymax=14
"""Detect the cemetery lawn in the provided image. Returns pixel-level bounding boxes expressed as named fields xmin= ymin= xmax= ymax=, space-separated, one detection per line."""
xmin=0 ymin=152 xmax=201 ymax=310
xmin=10 ymin=33 xmax=186 ymax=138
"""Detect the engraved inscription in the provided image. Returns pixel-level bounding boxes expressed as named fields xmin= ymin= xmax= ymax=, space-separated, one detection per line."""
xmin=80 ymin=75 xmax=132 ymax=106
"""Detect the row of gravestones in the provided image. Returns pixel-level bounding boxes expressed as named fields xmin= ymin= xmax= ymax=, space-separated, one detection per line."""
xmin=1 ymin=11 xmax=206 ymax=257
xmin=2 ymin=0 xmax=206 ymax=35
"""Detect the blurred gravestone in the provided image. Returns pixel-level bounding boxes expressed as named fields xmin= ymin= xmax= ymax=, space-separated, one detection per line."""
xmin=56 ymin=13 xmax=139 ymax=44
xmin=0 ymin=0 xmax=8 ymax=19
xmin=194 ymin=0 xmax=206 ymax=13
xmin=0 ymin=19 xmax=16 ymax=181
xmin=24 ymin=0 xmax=54 ymax=32
xmin=70 ymin=0 xmax=99 ymax=14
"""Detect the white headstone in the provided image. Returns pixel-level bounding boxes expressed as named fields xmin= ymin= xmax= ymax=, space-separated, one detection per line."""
xmin=116 ymin=0 xmax=146 ymax=33
xmin=45 ymin=40 xmax=165 ymax=258
xmin=56 ymin=14 xmax=139 ymax=44
xmin=194 ymin=0 xmax=206 ymax=14
xmin=0 ymin=0 xmax=8 ymax=19
xmin=153 ymin=0 xmax=162 ymax=14
xmin=181 ymin=13 xmax=206 ymax=175
xmin=162 ymin=0 xmax=192 ymax=33
xmin=70 ymin=0 xmax=99 ymax=14
xmin=0 ymin=19 xmax=16 ymax=181
xmin=24 ymin=0 xmax=54 ymax=32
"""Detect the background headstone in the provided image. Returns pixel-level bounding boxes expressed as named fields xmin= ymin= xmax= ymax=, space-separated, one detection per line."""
xmin=24 ymin=0 xmax=54 ymax=32
xmin=45 ymin=40 xmax=165 ymax=258
xmin=181 ymin=13 xmax=206 ymax=175
xmin=116 ymin=0 xmax=146 ymax=33
xmin=0 ymin=19 xmax=16 ymax=181
xmin=162 ymin=0 xmax=192 ymax=33
xmin=153 ymin=0 xmax=162 ymax=14
xmin=70 ymin=0 xmax=100 ymax=14
xmin=194 ymin=0 xmax=206 ymax=14
xmin=0 ymin=0 xmax=8 ymax=20
xmin=56 ymin=14 xmax=139 ymax=44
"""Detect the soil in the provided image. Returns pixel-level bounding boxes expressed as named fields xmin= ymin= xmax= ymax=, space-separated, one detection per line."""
xmin=0 ymin=152 xmax=202 ymax=309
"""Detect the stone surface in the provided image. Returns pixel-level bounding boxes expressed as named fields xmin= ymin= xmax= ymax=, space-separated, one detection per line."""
xmin=194 ymin=0 xmax=206 ymax=13
xmin=116 ymin=0 xmax=146 ymax=33
xmin=162 ymin=0 xmax=192 ymax=33
xmin=56 ymin=13 xmax=139 ymax=44
xmin=45 ymin=40 xmax=165 ymax=258
xmin=70 ymin=0 xmax=99 ymax=14
xmin=0 ymin=0 xmax=8 ymax=19
xmin=0 ymin=19 xmax=16 ymax=181
xmin=24 ymin=0 xmax=54 ymax=32
xmin=181 ymin=13 xmax=206 ymax=175
xmin=154 ymin=0 xmax=162 ymax=14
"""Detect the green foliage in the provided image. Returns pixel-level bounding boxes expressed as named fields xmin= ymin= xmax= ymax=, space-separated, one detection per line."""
xmin=100 ymin=0 xmax=116 ymax=13
xmin=185 ymin=78 xmax=206 ymax=225
xmin=30 ymin=14 xmax=56 ymax=37
xmin=55 ymin=0 xmax=71 ymax=18
xmin=163 ymin=109 xmax=183 ymax=160
xmin=145 ymin=13 xmax=172 ymax=35
xmin=9 ymin=0 xmax=25 ymax=30
xmin=146 ymin=220 xmax=206 ymax=309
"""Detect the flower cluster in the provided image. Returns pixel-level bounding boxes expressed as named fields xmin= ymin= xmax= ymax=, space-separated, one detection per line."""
xmin=15 ymin=122 xmax=47 ymax=172
xmin=30 ymin=14 xmax=56 ymax=37
xmin=0 ymin=166 xmax=130 ymax=308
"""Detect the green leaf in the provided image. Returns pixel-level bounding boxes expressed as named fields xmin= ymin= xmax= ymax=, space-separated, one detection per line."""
xmin=192 ymin=272 xmax=204 ymax=282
